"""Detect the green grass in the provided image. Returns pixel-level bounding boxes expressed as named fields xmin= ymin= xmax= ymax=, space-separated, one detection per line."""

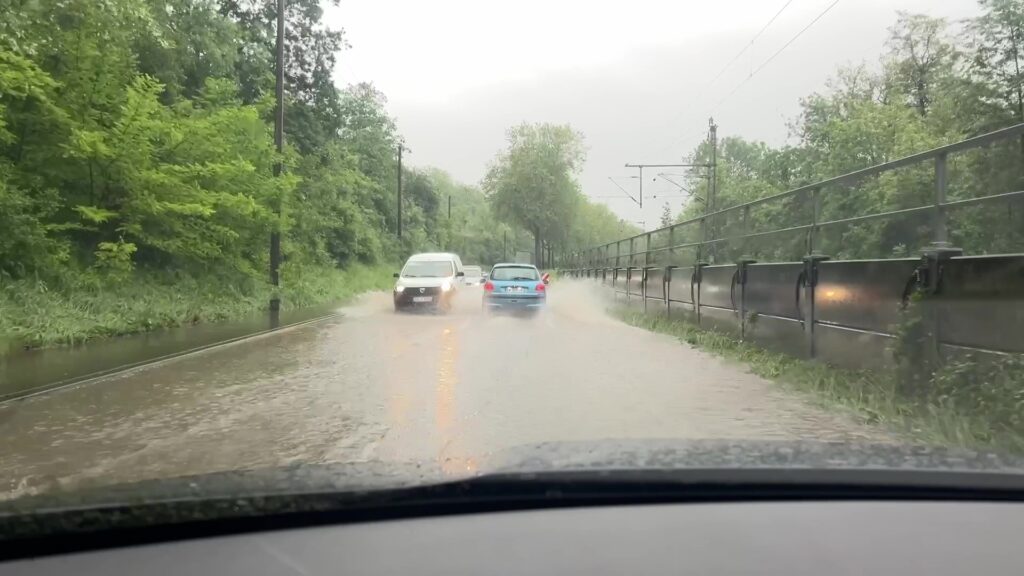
xmin=613 ymin=307 xmax=1024 ymax=454
xmin=0 ymin=263 xmax=394 ymax=349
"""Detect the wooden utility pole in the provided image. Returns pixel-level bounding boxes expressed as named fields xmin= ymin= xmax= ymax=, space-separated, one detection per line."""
xmin=396 ymin=143 xmax=403 ymax=239
xmin=270 ymin=0 xmax=285 ymax=311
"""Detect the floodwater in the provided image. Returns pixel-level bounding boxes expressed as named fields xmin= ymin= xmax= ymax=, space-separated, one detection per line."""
xmin=0 ymin=301 xmax=345 ymax=401
xmin=0 ymin=282 xmax=890 ymax=500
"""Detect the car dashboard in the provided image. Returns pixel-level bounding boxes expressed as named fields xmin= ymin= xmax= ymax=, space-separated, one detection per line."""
xmin=4 ymin=500 xmax=1021 ymax=575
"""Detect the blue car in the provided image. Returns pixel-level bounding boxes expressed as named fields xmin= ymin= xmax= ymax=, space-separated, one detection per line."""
xmin=483 ymin=263 xmax=547 ymax=313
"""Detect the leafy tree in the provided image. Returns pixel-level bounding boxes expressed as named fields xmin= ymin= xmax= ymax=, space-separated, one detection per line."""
xmin=659 ymin=202 xmax=673 ymax=228
xmin=483 ymin=123 xmax=585 ymax=268
xmin=885 ymin=13 xmax=955 ymax=116
xmin=968 ymin=0 xmax=1024 ymax=126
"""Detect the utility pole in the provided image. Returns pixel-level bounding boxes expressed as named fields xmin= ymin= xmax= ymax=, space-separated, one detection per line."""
xmin=639 ymin=166 xmax=644 ymax=208
xmin=396 ymin=142 xmax=404 ymax=239
xmin=448 ymin=195 xmax=451 ymax=219
xmin=707 ymin=117 xmax=718 ymax=260
xmin=269 ymin=0 xmax=285 ymax=312
xmin=709 ymin=117 xmax=718 ymax=215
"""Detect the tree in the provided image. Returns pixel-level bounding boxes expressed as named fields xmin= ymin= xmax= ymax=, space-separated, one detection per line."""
xmin=659 ymin=202 xmax=672 ymax=228
xmin=482 ymin=123 xmax=585 ymax=268
xmin=968 ymin=0 xmax=1024 ymax=126
xmin=885 ymin=13 xmax=955 ymax=116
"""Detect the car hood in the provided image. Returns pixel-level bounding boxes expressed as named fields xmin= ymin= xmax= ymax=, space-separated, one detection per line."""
xmin=4 ymin=439 xmax=1024 ymax=512
xmin=396 ymin=276 xmax=452 ymax=289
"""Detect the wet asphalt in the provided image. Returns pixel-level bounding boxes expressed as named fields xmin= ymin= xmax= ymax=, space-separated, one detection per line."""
xmin=0 ymin=281 xmax=889 ymax=499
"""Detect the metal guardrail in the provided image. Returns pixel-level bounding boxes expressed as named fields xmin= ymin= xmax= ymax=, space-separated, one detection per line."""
xmin=563 ymin=253 xmax=1024 ymax=369
xmin=564 ymin=122 xmax=1024 ymax=269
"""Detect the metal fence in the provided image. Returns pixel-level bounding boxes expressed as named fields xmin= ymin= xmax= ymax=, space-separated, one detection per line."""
xmin=564 ymin=122 xmax=1024 ymax=270
xmin=560 ymin=124 xmax=1024 ymax=368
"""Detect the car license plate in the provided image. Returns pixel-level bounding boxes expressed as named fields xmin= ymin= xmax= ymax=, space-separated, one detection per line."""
xmin=412 ymin=296 xmax=433 ymax=303
xmin=505 ymin=286 xmax=523 ymax=292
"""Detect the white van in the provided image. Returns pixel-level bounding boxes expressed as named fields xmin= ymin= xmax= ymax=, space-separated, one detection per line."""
xmin=393 ymin=253 xmax=465 ymax=312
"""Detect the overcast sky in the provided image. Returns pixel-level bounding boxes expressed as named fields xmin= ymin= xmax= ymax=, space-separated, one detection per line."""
xmin=325 ymin=0 xmax=980 ymax=229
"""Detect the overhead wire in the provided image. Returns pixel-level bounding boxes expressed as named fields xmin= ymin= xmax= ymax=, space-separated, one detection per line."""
xmin=709 ymin=0 xmax=842 ymax=112
xmin=706 ymin=0 xmax=797 ymax=90
xmin=645 ymin=0 xmax=798 ymax=156
xmin=606 ymin=177 xmax=640 ymax=205
xmin=650 ymin=0 xmax=843 ymax=156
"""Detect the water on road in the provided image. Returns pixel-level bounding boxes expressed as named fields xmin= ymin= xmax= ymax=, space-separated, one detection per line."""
xmin=0 ymin=282 xmax=889 ymax=499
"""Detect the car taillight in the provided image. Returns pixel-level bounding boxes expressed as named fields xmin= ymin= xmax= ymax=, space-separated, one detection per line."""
xmin=535 ymin=282 xmax=545 ymax=292
xmin=484 ymin=281 xmax=494 ymax=291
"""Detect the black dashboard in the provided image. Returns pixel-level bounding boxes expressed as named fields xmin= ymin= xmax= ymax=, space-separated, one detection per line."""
xmin=4 ymin=500 xmax=1022 ymax=575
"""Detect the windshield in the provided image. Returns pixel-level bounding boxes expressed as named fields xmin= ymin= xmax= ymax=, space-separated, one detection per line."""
xmin=490 ymin=266 xmax=540 ymax=281
xmin=2 ymin=0 xmax=1024 ymax=516
xmin=401 ymin=261 xmax=454 ymax=278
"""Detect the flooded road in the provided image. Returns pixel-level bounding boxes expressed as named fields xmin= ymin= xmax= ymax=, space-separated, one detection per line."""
xmin=0 ymin=282 xmax=889 ymax=499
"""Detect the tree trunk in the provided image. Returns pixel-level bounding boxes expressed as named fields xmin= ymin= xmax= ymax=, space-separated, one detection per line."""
xmin=533 ymin=231 xmax=543 ymax=268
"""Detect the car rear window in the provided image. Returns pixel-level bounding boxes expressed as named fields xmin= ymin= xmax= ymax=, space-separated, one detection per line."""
xmin=490 ymin=266 xmax=539 ymax=281
xmin=402 ymin=261 xmax=454 ymax=278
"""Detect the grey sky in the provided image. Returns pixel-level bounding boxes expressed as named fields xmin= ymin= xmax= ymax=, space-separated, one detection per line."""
xmin=326 ymin=0 xmax=980 ymax=229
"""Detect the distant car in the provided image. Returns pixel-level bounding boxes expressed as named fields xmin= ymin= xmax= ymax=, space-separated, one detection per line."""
xmin=482 ymin=263 xmax=546 ymax=313
xmin=394 ymin=253 xmax=464 ymax=312
xmin=463 ymin=265 xmax=484 ymax=286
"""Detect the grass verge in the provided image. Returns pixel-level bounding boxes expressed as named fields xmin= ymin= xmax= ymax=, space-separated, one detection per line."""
xmin=612 ymin=306 xmax=1024 ymax=454
xmin=1 ymin=263 xmax=394 ymax=349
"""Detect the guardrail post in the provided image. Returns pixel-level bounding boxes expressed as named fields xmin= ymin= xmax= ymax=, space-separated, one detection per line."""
xmin=668 ymin=225 xmax=676 ymax=266
xmin=736 ymin=258 xmax=757 ymax=340
xmin=642 ymin=266 xmax=653 ymax=311
xmin=933 ymin=153 xmax=948 ymax=245
xmin=694 ymin=262 xmax=709 ymax=328
xmin=664 ymin=265 xmax=677 ymax=316
xmin=644 ymin=232 xmax=652 ymax=267
xmin=918 ymin=243 xmax=962 ymax=367
xmin=629 ymin=237 xmax=635 ymax=268
xmin=698 ymin=217 xmax=706 ymax=263
xmin=616 ymin=241 xmax=622 ymax=268
xmin=801 ymin=253 xmax=830 ymax=359
xmin=626 ymin=267 xmax=635 ymax=302
xmin=806 ymin=187 xmax=821 ymax=255
xmin=741 ymin=205 xmax=752 ymax=260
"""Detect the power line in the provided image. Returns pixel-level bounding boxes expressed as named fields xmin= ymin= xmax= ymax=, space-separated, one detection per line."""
xmin=652 ymin=0 xmax=842 ymax=156
xmin=711 ymin=0 xmax=842 ymax=112
xmin=706 ymin=0 xmax=797 ymax=89
xmin=606 ymin=176 xmax=640 ymax=205
xmin=645 ymin=0 xmax=796 ymax=157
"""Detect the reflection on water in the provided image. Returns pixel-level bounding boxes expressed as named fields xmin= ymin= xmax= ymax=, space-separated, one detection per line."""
xmin=0 ymin=301 xmax=346 ymax=400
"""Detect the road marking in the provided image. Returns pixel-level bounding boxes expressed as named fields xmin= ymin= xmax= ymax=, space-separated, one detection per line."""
xmin=435 ymin=322 xmax=477 ymax=475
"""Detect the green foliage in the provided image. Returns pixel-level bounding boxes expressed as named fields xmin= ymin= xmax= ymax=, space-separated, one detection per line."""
xmin=665 ymin=2 xmax=1024 ymax=265
xmin=93 ymin=239 xmax=137 ymax=278
xmin=0 ymin=263 xmax=393 ymax=348
xmin=967 ymin=0 xmax=1024 ymax=125
xmin=0 ymin=0 xmax=506 ymax=347
xmin=483 ymin=123 xmax=586 ymax=266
